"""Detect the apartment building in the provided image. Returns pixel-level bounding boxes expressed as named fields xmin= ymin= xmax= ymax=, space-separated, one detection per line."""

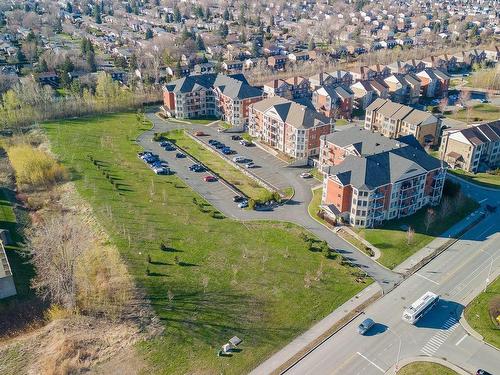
xmin=309 ymin=70 xmax=353 ymax=89
xmin=384 ymin=73 xmax=421 ymax=104
xmin=312 ymin=85 xmax=354 ymax=119
xmin=416 ymin=69 xmax=450 ymax=98
xmin=350 ymin=79 xmax=389 ymax=109
xmin=163 ymin=74 xmax=263 ymax=128
xmin=439 ymin=120 xmax=500 ymax=173
xmin=320 ymin=128 xmax=445 ymax=228
xmin=263 ymin=76 xmax=311 ymax=100
xmin=248 ymin=96 xmax=333 ymax=159
xmin=364 ymin=98 xmax=439 ymax=146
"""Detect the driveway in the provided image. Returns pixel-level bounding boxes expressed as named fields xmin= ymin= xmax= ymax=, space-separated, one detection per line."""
xmin=139 ymin=111 xmax=403 ymax=292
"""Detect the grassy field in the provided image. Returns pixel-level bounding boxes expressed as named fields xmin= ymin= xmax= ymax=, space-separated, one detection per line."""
xmin=449 ymin=103 xmax=500 ymax=123
xmin=465 ymin=276 xmax=500 ymax=349
xmin=397 ymin=362 xmax=458 ymax=375
xmin=450 ymin=169 xmax=500 ymax=189
xmin=307 ymin=188 xmax=324 ymax=223
xmin=185 ymin=116 xmax=219 ymax=125
xmin=163 ymin=129 xmax=273 ymax=201
xmin=43 ymin=113 xmax=367 ymax=374
xmin=357 ymin=196 xmax=479 ymax=269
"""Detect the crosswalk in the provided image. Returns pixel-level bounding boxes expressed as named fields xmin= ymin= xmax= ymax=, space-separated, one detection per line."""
xmin=420 ymin=317 xmax=458 ymax=356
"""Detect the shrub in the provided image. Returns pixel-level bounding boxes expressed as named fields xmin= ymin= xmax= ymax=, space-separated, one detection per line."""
xmin=7 ymin=145 xmax=68 ymax=189
xmin=248 ymin=199 xmax=256 ymax=210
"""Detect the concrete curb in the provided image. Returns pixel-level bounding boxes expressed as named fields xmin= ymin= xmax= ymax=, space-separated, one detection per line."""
xmin=448 ymin=173 xmax=500 ymax=192
xmin=386 ymin=356 xmax=471 ymax=375
xmin=339 ymin=226 xmax=382 ymax=260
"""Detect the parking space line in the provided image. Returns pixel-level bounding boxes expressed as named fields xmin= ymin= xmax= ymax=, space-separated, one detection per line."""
xmin=356 ymin=352 xmax=384 ymax=373
xmin=455 ymin=334 xmax=468 ymax=346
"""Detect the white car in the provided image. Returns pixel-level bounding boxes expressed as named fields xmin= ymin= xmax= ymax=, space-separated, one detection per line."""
xmin=300 ymin=172 xmax=313 ymax=178
xmin=233 ymin=156 xmax=245 ymax=163
xmin=245 ymin=162 xmax=256 ymax=168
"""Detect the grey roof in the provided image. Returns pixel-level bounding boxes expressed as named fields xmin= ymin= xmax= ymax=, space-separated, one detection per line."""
xmin=164 ymin=73 xmax=262 ymax=100
xmin=322 ymin=126 xmax=410 ymax=156
xmin=366 ymin=97 xmax=389 ymax=112
xmin=324 ymin=144 xmax=442 ymax=190
xmin=252 ymin=96 xmax=329 ymax=129
xmin=461 ymin=120 xmax=500 ymax=146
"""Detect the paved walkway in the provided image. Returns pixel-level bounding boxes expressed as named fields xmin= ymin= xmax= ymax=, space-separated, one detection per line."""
xmin=249 ymin=283 xmax=382 ymax=375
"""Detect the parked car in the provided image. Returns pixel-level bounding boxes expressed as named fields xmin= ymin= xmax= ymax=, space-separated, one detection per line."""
xmin=204 ymin=175 xmax=217 ymax=182
xmin=176 ymin=152 xmax=186 ymax=158
xmin=476 ymin=370 xmax=493 ymax=375
xmin=222 ymin=147 xmax=234 ymax=155
xmin=217 ymin=127 xmax=225 ymax=133
xmin=159 ymin=141 xmax=171 ymax=147
xmin=238 ymin=200 xmax=248 ymax=208
xmin=164 ymin=144 xmax=176 ymax=151
xmin=358 ymin=318 xmax=375 ymax=335
xmin=194 ymin=131 xmax=207 ymax=136
xmin=239 ymin=140 xmax=252 ymax=147
xmin=233 ymin=156 xmax=245 ymax=163
xmin=233 ymin=195 xmax=245 ymax=202
xmin=153 ymin=166 xmax=169 ymax=175
xmin=189 ymin=164 xmax=205 ymax=172
xmin=245 ymin=162 xmax=256 ymax=168
xmin=215 ymin=143 xmax=226 ymax=149
xmin=231 ymin=135 xmax=242 ymax=140
xmin=300 ymin=172 xmax=313 ymax=178
xmin=208 ymin=139 xmax=218 ymax=145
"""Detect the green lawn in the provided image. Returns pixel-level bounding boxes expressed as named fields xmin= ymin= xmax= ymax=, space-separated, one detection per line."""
xmin=308 ymin=188 xmax=324 ymax=223
xmin=163 ymin=130 xmax=273 ymax=201
xmin=185 ymin=116 xmax=219 ymax=125
xmin=449 ymin=103 xmax=500 ymax=123
xmin=465 ymin=276 xmax=500 ymax=349
xmin=43 ymin=113 xmax=367 ymax=374
xmin=357 ymin=196 xmax=479 ymax=269
xmin=397 ymin=362 xmax=458 ymax=375
xmin=335 ymin=119 xmax=348 ymax=126
xmin=450 ymin=169 xmax=500 ymax=189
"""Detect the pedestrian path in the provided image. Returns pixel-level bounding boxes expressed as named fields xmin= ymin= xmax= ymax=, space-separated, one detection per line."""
xmin=420 ymin=317 xmax=458 ymax=356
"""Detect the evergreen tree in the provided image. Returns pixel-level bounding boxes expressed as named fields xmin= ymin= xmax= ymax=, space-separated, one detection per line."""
xmin=61 ymin=56 xmax=74 ymax=73
xmin=195 ymin=35 xmax=205 ymax=51
xmin=205 ymin=6 xmax=211 ymax=20
xmin=145 ymin=28 xmax=153 ymax=39
xmin=87 ymin=50 xmax=97 ymax=72
xmin=173 ymin=5 xmax=181 ymax=22
xmin=219 ymin=23 xmax=229 ymax=38
xmin=94 ymin=6 xmax=102 ymax=24
xmin=251 ymin=40 xmax=260 ymax=56
xmin=239 ymin=30 xmax=247 ymax=43
xmin=66 ymin=2 xmax=73 ymax=13
xmin=223 ymin=8 xmax=229 ymax=21
xmin=308 ymin=38 xmax=316 ymax=51
xmin=129 ymin=53 xmax=138 ymax=71
xmin=38 ymin=58 xmax=48 ymax=72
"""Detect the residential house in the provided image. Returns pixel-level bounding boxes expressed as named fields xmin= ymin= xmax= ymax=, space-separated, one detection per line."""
xmin=288 ymin=51 xmax=311 ymax=63
xmin=222 ymin=60 xmax=244 ymax=74
xmin=193 ymin=62 xmax=216 ymax=75
xmin=349 ymin=66 xmax=376 ymax=81
xmin=268 ymin=55 xmax=288 ymax=70
xmin=350 ymin=79 xmax=389 ymax=110
xmin=284 ymin=76 xmax=311 ymax=99
xmin=439 ymin=120 xmax=500 ymax=173
xmin=368 ymin=64 xmax=391 ymax=78
xmin=384 ymin=73 xmax=421 ymax=104
xmin=163 ymin=74 xmax=263 ymax=128
xmin=416 ymin=69 xmax=450 ymax=98
xmin=309 ymin=70 xmax=353 ymax=89
xmin=364 ymin=98 xmax=439 ymax=146
xmin=320 ymin=127 xmax=445 ymax=227
xmin=248 ymin=96 xmax=333 ymax=159
xmin=312 ymin=85 xmax=354 ymax=119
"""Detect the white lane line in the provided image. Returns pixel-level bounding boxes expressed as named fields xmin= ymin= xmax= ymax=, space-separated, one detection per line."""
xmin=356 ymin=352 xmax=384 ymax=373
xmin=421 ymin=348 xmax=434 ymax=356
xmin=456 ymin=334 xmax=468 ymax=346
xmin=478 ymin=198 xmax=488 ymax=204
xmin=478 ymin=223 xmax=495 ymax=238
xmin=415 ymin=272 xmax=439 ymax=285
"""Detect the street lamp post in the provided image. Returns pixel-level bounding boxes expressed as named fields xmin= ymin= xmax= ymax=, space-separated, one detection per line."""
xmin=484 ymin=256 xmax=494 ymax=293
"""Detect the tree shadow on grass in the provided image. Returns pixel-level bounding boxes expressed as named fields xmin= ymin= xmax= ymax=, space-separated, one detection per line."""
xmin=152 ymin=290 xmax=294 ymax=346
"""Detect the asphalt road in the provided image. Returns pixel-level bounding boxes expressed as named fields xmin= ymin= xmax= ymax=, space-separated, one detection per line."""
xmin=138 ymin=112 xmax=402 ymax=291
xmin=285 ymin=187 xmax=500 ymax=375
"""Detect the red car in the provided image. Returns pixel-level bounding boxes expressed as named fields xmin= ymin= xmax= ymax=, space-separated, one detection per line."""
xmin=194 ymin=131 xmax=207 ymax=136
xmin=204 ymin=175 xmax=217 ymax=182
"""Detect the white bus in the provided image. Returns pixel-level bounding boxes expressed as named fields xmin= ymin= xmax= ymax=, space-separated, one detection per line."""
xmin=402 ymin=291 xmax=440 ymax=324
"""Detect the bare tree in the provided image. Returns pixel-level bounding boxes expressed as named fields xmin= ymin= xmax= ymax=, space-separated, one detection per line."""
xmin=406 ymin=226 xmax=415 ymax=245
xmin=25 ymin=213 xmax=92 ymax=311
xmin=424 ymin=208 xmax=436 ymax=233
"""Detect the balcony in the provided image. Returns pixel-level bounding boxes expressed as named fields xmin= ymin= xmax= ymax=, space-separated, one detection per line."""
xmin=432 ymin=171 xmax=446 ymax=180
xmin=371 ymin=201 xmax=384 ymax=209
xmin=372 ymin=192 xmax=385 ymax=200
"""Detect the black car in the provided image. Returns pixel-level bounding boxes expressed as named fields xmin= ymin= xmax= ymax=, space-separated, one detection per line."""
xmin=215 ymin=143 xmax=225 ymax=149
xmin=189 ymin=164 xmax=205 ymax=172
xmin=231 ymin=135 xmax=242 ymax=140
xmin=176 ymin=152 xmax=186 ymax=158
xmin=233 ymin=195 xmax=245 ymax=202
xmin=208 ymin=139 xmax=218 ymax=145
xmin=476 ymin=370 xmax=493 ymax=375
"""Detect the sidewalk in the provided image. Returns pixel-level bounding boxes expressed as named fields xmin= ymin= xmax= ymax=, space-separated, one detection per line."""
xmin=249 ymin=283 xmax=382 ymax=375
xmin=393 ymin=207 xmax=485 ymax=275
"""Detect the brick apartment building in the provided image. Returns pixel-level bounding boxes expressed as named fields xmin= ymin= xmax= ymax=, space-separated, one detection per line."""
xmin=439 ymin=120 xmax=500 ymax=173
xmin=263 ymin=76 xmax=311 ymax=100
xmin=248 ymin=96 xmax=333 ymax=159
xmin=163 ymin=74 xmax=263 ymax=128
xmin=320 ymin=127 xmax=445 ymax=228
xmin=364 ymin=98 xmax=440 ymax=146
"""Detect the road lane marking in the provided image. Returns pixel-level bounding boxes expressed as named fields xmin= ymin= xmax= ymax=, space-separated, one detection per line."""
xmin=415 ymin=273 xmax=439 ymax=285
xmin=478 ymin=223 xmax=495 ymax=238
xmin=356 ymin=352 xmax=384 ymax=373
xmin=455 ymin=334 xmax=468 ymax=346
xmin=420 ymin=317 xmax=458 ymax=355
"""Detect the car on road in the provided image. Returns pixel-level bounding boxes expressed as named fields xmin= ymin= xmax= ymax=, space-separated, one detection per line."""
xmin=245 ymin=162 xmax=256 ymax=168
xmin=357 ymin=318 xmax=375 ymax=335
xmin=239 ymin=139 xmax=252 ymax=147
xmin=194 ymin=131 xmax=207 ymax=136
xmin=203 ymin=175 xmax=217 ymax=182
xmin=476 ymin=370 xmax=493 ymax=375
xmin=238 ymin=200 xmax=248 ymax=208
xmin=300 ymin=172 xmax=313 ymax=178
xmin=189 ymin=164 xmax=205 ymax=172
xmin=231 ymin=135 xmax=242 ymax=140
xmin=480 ymin=98 xmax=489 ymax=103
xmin=217 ymin=127 xmax=225 ymax=133
xmin=175 ymin=152 xmax=186 ymax=158
xmin=233 ymin=195 xmax=245 ymax=202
